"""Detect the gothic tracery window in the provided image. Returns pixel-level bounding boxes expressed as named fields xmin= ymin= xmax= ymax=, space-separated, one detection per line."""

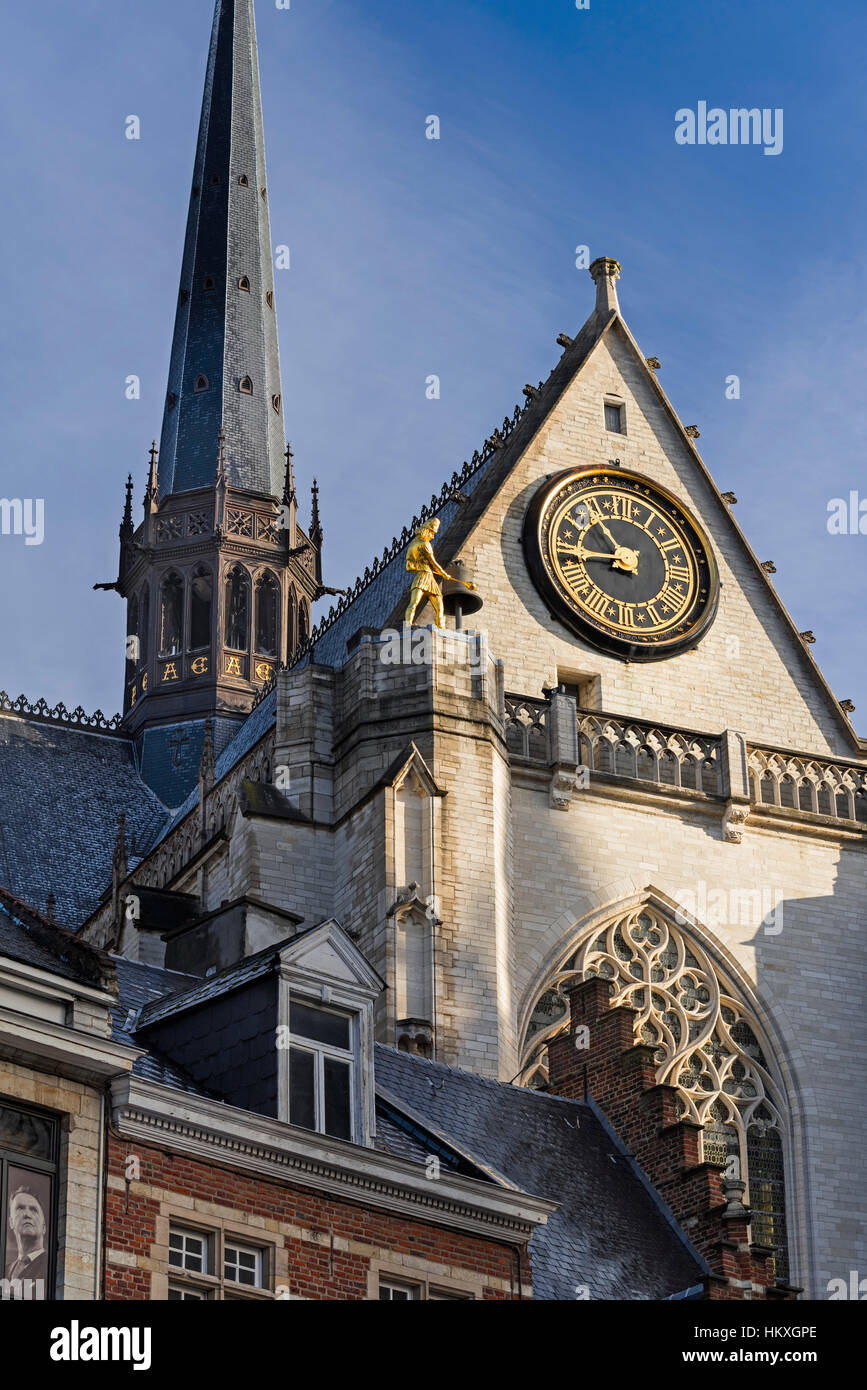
xmin=189 ymin=566 xmax=213 ymax=651
xmin=254 ymin=571 xmax=279 ymax=657
xmin=286 ymin=586 xmax=297 ymax=658
xmin=159 ymin=572 xmax=184 ymax=657
xmin=224 ymin=565 xmax=250 ymax=652
xmin=521 ymin=904 xmax=790 ymax=1282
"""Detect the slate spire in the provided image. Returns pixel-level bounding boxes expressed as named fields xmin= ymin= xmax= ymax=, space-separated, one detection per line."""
xmin=158 ymin=0 xmax=285 ymax=500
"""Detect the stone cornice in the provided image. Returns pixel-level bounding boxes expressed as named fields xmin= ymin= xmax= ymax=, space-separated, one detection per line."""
xmin=111 ymin=1076 xmax=556 ymax=1241
xmin=0 ymin=1006 xmax=141 ymax=1082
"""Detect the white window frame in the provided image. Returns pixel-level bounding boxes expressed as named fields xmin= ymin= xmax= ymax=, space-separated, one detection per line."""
xmin=223 ymin=1240 xmax=263 ymax=1289
xmin=603 ymin=397 xmax=626 ymax=435
xmin=286 ymin=995 xmax=358 ymax=1143
xmin=168 ymin=1226 xmax=211 ymax=1276
xmin=165 ymin=1220 xmax=271 ymax=1301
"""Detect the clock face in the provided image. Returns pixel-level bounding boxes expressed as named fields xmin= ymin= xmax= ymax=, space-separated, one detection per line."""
xmin=523 ymin=468 xmax=719 ymax=661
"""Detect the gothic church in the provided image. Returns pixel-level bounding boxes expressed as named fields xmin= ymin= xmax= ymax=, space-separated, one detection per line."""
xmin=1 ymin=0 xmax=864 ymax=1302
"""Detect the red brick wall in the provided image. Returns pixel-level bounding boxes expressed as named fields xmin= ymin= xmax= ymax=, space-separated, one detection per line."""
xmin=104 ymin=1135 xmax=529 ymax=1300
xmin=547 ymin=977 xmax=794 ymax=1301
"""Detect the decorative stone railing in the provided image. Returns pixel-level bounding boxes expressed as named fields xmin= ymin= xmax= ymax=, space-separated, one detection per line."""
xmin=747 ymin=746 xmax=867 ymax=824
xmin=577 ymin=711 xmax=722 ymax=796
xmin=503 ymin=692 xmax=867 ymax=830
xmin=503 ymin=695 xmax=549 ymax=763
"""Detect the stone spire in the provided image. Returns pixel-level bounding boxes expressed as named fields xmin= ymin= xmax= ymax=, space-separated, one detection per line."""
xmin=589 ymin=257 xmax=622 ymax=316
xmin=157 ymin=0 xmax=285 ymax=501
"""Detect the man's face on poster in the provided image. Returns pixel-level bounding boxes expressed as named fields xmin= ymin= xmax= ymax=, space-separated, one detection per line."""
xmin=9 ymin=1190 xmax=45 ymax=1251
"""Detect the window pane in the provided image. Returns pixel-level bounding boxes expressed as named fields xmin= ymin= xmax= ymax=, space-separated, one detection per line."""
xmin=290 ymin=1001 xmax=350 ymax=1049
xmin=169 ymin=1229 xmax=206 ymax=1274
xmin=324 ymin=1057 xmax=352 ymax=1141
xmin=289 ymin=1048 xmax=316 ymax=1131
xmin=225 ymin=1244 xmax=261 ymax=1287
xmin=0 ymin=1105 xmax=55 ymax=1161
xmin=168 ymin=1286 xmax=210 ymax=1301
xmin=604 ymin=403 xmax=623 ymax=433
xmin=379 ymin=1279 xmax=419 ymax=1300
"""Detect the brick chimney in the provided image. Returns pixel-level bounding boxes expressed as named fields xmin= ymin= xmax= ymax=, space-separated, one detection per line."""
xmin=547 ymin=975 xmax=796 ymax=1300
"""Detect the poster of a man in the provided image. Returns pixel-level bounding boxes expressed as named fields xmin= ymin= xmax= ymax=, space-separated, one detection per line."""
xmin=4 ymin=1170 xmax=50 ymax=1298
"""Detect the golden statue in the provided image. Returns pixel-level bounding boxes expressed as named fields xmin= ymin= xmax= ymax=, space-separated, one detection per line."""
xmin=404 ymin=519 xmax=475 ymax=627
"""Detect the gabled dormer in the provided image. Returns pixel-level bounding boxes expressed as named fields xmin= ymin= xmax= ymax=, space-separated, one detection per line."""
xmin=133 ymin=920 xmax=383 ymax=1146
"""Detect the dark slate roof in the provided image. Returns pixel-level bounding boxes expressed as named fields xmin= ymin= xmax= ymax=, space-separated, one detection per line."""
xmin=158 ymin=0 xmax=286 ymax=499
xmin=374 ymin=1044 xmax=707 ymax=1301
xmin=0 ymin=716 xmax=170 ymax=930
xmin=111 ymin=955 xmax=214 ymax=1094
xmin=0 ymin=898 xmax=86 ymax=984
xmin=133 ymin=933 xmax=290 ymax=1030
xmin=136 ymin=716 xmax=242 ymax=811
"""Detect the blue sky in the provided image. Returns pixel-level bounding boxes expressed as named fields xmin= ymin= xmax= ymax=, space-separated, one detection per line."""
xmin=1 ymin=0 xmax=865 ymax=728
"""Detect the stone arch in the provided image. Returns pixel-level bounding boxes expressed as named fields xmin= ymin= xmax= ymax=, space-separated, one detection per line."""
xmin=516 ymin=885 xmax=807 ymax=1286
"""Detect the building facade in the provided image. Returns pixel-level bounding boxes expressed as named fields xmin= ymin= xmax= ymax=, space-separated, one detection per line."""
xmin=1 ymin=0 xmax=865 ymax=1301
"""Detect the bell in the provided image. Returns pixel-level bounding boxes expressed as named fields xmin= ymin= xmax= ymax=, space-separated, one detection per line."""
xmin=441 ymin=559 xmax=484 ymax=630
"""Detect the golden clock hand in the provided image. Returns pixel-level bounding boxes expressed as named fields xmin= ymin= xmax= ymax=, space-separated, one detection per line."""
xmin=594 ymin=519 xmax=619 ymax=550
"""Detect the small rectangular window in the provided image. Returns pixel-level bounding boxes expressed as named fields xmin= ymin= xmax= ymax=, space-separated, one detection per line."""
xmin=290 ymin=1000 xmax=351 ymax=1049
xmin=289 ymin=1047 xmax=317 ymax=1131
xmin=169 ymin=1228 xmax=209 ymax=1275
xmin=224 ymin=1242 xmax=263 ymax=1288
xmin=379 ymin=1278 xmax=422 ymax=1301
xmin=604 ymin=402 xmax=624 ymax=434
xmin=323 ymin=1057 xmax=352 ymax=1141
xmin=168 ymin=1285 xmax=212 ymax=1301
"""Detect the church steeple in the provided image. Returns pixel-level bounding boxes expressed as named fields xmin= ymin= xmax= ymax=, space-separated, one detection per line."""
xmin=110 ymin=0 xmax=322 ymax=792
xmin=158 ymin=0 xmax=285 ymax=500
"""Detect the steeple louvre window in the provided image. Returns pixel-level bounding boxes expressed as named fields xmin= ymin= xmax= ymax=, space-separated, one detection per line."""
xmin=194 ymin=375 xmax=209 ymax=394
xmin=254 ymin=571 xmax=280 ymax=658
xmin=140 ymin=586 xmax=150 ymax=664
xmin=203 ymin=276 xmax=216 ymax=292
xmin=166 ymin=393 xmax=177 ymax=412
xmin=238 ymin=174 xmax=249 ymax=187
xmin=239 ymin=376 xmax=254 ymax=395
xmin=272 ymin=394 xmax=281 ymax=414
xmin=224 ymin=566 xmax=250 ymax=652
xmin=159 ymin=572 xmax=184 ymax=657
xmin=286 ymin=587 xmax=297 ymax=658
xmin=210 ymin=174 xmax=220 ymax=186
xmin=298 ymin=601 xmax=309 ymax=648
xmin=238 ymin=276 xmax=251 ymax=292
xmin=189 ymin=567 xmax=213 ymax=652
xmin=266 ymin=291 xmax=274 ymax=310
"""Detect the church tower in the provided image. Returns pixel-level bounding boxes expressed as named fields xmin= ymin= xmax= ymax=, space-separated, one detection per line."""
xmin=111 ymin=0 xmax=321 ymax=798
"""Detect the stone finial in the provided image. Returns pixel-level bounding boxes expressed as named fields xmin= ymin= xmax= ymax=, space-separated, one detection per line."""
xmin=645 ymin=356 xmax=661 ymax=370
xmin=684 ymin=425 xmax=701 ymax=439
xmin=799 ymin=630 xmax=816 ymax=645
xmin=721 ymin=491 xmax=738 ymax=505
xmin=589 ymin=257 xmax=622 ymax=315
xmin=840 ymin=699 xmax=856 ymax=713
xmin=760 ymin=560 xmax=777 ymax=575
xmin=144 ymin=442 xmax=159 ymax=513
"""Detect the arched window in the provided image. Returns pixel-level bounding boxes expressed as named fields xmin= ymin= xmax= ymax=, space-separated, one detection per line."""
xmin=254 ymin=571 xmax=279 ymax=657
xmin=239 ymin=375 xmax=253 ymax=395
xmin=238 ymin=276 xmax=251 ymax=292
xmin=286 ymin=586 xmax=297 ymax=657
xmin=140 ymin=585 xmax=150 ymax=663
xmin=127 ymin=594 xmax=139 ymax=668
xmin=159 ymin=572 xmax=184 ymax=656
xmin=189 ymin=566 xmax=213 ymax=651
xmin=520 ymin=904 xmax=790 ymax=1282
xmin=298 ymin=600 xmax=309 ymax=648
xmin=224 ymin=565 xmax=250 ymax=652
xmin=194 ymin=374 xmax=209 ymax=393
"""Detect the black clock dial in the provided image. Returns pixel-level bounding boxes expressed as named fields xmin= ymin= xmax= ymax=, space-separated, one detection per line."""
xmin=523 ymin=468 xmax=719 ymax=661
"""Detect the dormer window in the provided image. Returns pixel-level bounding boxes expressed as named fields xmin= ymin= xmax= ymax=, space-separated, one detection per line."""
xmin=238 ymin=275 xmax=251 ymax=292
xmin=238 ymin=174 xmax=249 ymax=187
xmin=194 ymin=374 xmax=209 ymax=393
xmin=238 ymin=376 xmax=253 ymax=395
xmin=286 ymin=998 xmax=354 ymax=1141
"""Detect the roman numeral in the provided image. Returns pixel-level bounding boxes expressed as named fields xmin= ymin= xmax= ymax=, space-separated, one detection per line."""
xmin=668 ymin=564 xmax=691 ymax=583
xmin=583 ymin=588 xmax=611 ymax=616
xmin=659 ymin=534 xmax=683 ymax=552
xmin=617 ymin=603 xmax=637 ymax=628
